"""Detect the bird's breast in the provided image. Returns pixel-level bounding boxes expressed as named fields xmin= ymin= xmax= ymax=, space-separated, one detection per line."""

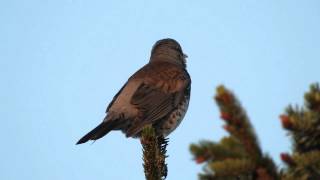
xmin=160 ymin=95 xmax=190 ymax=136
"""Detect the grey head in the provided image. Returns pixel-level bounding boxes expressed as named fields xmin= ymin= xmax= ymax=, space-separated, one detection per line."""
xmin=150 ymin=38 xmax=187 ymax=68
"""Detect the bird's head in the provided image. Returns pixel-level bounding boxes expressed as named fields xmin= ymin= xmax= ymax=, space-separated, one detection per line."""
xmin=150 ymin=38 xmax=187 ymax=68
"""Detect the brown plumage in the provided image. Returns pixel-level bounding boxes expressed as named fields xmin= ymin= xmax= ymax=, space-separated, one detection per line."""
xmin=77 ymin=38 xmax=191 ymax=144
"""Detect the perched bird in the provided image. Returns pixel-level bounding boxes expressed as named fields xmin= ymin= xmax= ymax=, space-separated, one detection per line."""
xmin=76 ymin=38 xmax=191 ymax=144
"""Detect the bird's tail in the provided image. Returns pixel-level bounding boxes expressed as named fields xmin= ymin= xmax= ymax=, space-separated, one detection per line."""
xmin=76 ymin=120 xmax=116 ymax=145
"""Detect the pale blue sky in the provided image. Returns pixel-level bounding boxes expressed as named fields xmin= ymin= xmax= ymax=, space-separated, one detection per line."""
xmin=1 ymin=1 xmax=320 ymax=179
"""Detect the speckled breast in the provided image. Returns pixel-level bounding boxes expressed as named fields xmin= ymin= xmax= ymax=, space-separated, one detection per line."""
xmin=158 ymin=94 xmax=190 ymax=137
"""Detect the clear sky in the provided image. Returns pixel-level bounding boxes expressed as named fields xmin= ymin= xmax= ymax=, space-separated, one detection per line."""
xmin=1 ymin=0 xmax=320 ymax=179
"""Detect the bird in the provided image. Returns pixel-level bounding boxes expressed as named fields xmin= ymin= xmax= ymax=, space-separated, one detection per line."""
xmin=76 ymin=38 xmax=191 ymax=144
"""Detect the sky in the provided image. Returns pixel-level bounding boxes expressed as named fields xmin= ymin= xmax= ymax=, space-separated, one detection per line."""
xmin=1 ymin=0 xmax=320 ymax=179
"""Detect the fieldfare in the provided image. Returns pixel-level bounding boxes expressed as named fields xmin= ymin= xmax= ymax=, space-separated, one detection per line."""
xmin=77 ymin=38 xmax=191 ymax=144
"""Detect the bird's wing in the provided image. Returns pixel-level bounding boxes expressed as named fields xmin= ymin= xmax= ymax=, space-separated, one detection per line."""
xmin=106 ymin=83 xmax=127 ymax=113
xmin=126 ymin=62 xmax=190 ymax=137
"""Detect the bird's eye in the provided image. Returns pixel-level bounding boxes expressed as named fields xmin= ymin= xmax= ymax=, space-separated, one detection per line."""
xmin=174 ymin=46 xmax=182 ymax=53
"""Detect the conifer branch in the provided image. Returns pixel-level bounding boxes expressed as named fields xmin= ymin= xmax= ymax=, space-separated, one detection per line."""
xmin=191 ymin=83 xmax=320 ymax=179
xmin=280 ymin=83 xmax=320 ymax=179
xmin=141 ymin=126 xmax=168 ymax=180
xmin=215 ymin=85 xmax=262 ymax=160
xmin=190 ymin=85 xmax=278 ymax=180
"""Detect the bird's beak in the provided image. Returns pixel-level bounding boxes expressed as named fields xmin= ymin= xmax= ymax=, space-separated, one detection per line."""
xmin=182 ymin=53 xmax=188 ymax=65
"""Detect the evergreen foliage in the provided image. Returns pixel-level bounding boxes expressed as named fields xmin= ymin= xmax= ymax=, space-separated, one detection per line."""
xmin=141 ymin=126 xmax=168 ymax=180
xmin=280 ymin=83 xmax=320 ymax=179
xmin=191 ymin=83 xmax=320 ymax=180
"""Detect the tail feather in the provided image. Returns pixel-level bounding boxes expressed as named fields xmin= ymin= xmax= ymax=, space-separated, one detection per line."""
xmin=76 ymin=121 xmax=115 ymax=145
